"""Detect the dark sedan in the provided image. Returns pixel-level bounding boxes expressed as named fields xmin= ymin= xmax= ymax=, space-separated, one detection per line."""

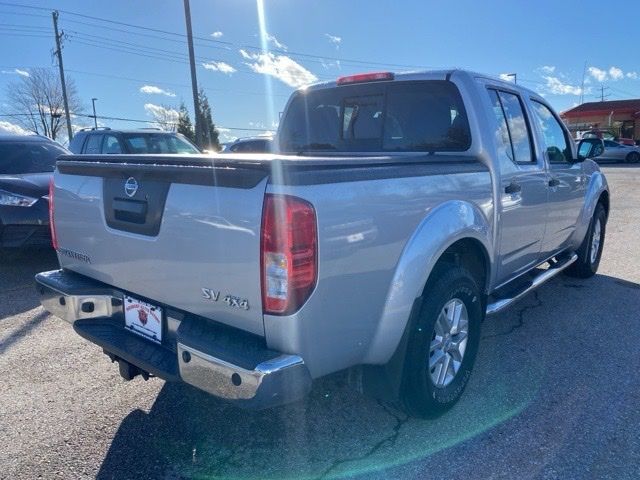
xmin=0 ymin=135 xmax=68 ymax=248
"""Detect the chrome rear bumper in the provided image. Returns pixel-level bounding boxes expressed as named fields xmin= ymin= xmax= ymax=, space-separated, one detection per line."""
xmin=36 ymin=269 xmax=312 ymax=409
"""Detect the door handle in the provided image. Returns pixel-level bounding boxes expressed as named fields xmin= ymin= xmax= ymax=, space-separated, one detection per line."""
xmin=548 ymin=178 xmax=560 ymax=188
xmin=504 ymin=182 xmax=522 ymax=194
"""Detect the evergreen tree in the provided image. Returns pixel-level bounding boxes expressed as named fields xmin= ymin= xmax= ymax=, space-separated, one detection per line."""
xmin=177 ymin=102 xmax=195 ymax=143
xmin=197 ymin=89 xmax=220 ymax=151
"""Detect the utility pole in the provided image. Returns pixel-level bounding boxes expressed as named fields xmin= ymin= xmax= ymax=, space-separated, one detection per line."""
xmin=52 ymin=11 xmax=73 ymax=140
xmin=505 ymin=73 xmax=517 ymax=84
xmin=183 ymin=0 xmax=201 ymax=147
xmin=597 ymin=85 xmax=611 ymax=102
xmin=91 ymin=98 xmax=98 ymax=128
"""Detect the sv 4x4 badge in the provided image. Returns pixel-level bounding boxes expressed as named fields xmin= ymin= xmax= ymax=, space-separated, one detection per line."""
xmin=201 ymin=288 xmax=249 ymax=311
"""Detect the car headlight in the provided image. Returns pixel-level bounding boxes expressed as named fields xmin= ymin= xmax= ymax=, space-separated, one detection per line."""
xmin=0 ymin=189 xmax=38 ymax=207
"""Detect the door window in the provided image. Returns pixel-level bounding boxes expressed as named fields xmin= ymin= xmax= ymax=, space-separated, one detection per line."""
xmin=488 ymin=89 xmax=534 ymax=164
xmin=102 ymin=135 xmax=123 ymax=154
xmin=530 ymin=101 xmax=572 ymax=164
xmin=84 ymin=134 xmax=102 ymax=154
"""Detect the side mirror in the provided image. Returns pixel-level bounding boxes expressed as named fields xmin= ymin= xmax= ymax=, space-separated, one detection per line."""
xmin=577 ymin=138 xmax=604 ymax=161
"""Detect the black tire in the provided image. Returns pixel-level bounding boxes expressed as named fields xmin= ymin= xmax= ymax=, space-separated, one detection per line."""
xmin=565 ymin=203 xmax=606 ymax=278
xmin=400 ymin=265 xmax=483 ymax=418
xmin=626 ymin=152 xmax=640 ymax=164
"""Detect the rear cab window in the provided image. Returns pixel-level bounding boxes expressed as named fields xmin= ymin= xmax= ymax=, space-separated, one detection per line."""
xmin=278 ymin=80 xmax=471 ymax=153
xmin=122 ymin=133 xmax=199 ymax=154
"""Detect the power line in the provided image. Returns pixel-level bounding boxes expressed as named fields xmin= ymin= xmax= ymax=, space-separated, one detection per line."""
xmin=0 ymin=1 xmax=434 ymax=71
xmin=0 ymin=63 xmax=291 ymax=98
xmin=0 ymin=112 xmax=274 ymax=131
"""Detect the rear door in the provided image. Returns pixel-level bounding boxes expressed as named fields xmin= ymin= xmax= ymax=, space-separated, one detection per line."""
xmin=528 ymin=100 xmax=586 ymax=256
xmin=53 ymin=158 xmax=269 ymax=336
xmin=487 ymin=88 xmax=549 ymax=284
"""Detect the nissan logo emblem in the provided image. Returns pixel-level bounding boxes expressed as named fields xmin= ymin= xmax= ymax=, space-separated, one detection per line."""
xmin=124 ymin=177 xmax=138 ymax=197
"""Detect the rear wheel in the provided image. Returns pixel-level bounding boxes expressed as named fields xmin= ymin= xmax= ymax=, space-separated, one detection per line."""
xmin=626 ymin=152 xmax=640 ymax=163
xmin=565 ymin=203 xmax=606 ymax=278
xmin=400 ymin=266 xmax=482 ymax=418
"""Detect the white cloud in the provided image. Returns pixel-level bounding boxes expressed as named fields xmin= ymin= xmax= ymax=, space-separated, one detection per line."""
xmin=266 ymin=33 xmax=287 ymax=51
xmin=499 ymin=73 xmax=515 ymax=82
xmin=609 ymin=66 xmax=624 ymax=80
xmin=144 ymin=103 xmax=179 ymax=123
xmin=321 ymin=59 xmax=341 ymax=70
xmin=202 ymin=61 xmax=236 ymax=74
xmin=588 ymin=66 xmax=608 ymax=82
xmin=211 ymin=31 xmax=223 ymax=38
xmin=588 ymin=65 xmax=628 ymax=82
xmin=140 ymin=85 xmax=176 ymax=97
xmin=587 ymin=67 xmax=607 ymax=82
xmin=1 ymin=68 xmax=30 ymax=77
xmin=325 ymin=33 xmax=342 ymax=48
xmin=626 ymin=71 xmax=638 ymax=79
xmin=540 ymin=65 xmax=556 ymax=74
xmin=239 ymin=49 xmax=317 ymax=88
xmin=0 ymin=120 xmax=30 ymax=135
xmin=543 ymin=76 xmax=583 ymax=95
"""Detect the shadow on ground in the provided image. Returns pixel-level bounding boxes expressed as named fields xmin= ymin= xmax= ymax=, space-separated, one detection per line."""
xmin=0 ymin=248 xmax=58 ymax=318
xmin=95 ymin=273 xmax=640 ymax=480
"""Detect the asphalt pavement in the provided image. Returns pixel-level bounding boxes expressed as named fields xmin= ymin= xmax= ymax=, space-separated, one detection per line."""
xmin=1 ymin=164 xmax=639 ymax=480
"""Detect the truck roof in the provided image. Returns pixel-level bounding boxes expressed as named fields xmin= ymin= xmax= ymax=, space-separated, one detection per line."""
xmin=304 ymin=69 xmax=541 ymax=100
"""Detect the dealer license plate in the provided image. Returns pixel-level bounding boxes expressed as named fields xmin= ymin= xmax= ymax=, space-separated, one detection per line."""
xmin=124 ymin=295 xmax=162 ymax=344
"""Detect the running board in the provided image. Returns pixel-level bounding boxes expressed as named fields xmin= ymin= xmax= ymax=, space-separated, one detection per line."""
xmin=486 ymin=253 xmax=578 ymax=316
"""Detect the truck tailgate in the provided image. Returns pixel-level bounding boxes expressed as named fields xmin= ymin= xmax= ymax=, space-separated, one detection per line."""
xmin=52 ymin=156 xmax=269 ymax=336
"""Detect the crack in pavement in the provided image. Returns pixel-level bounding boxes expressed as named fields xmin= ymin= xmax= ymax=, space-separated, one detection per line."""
xmin=315 ymin=401 xmax=409 ymax=480
xmin=482 ymin=290 xmax=543 ymax=339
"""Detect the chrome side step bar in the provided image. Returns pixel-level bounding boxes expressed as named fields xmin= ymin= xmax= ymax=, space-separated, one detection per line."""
xmin=486 ymin=253 xmax=578 ymax=315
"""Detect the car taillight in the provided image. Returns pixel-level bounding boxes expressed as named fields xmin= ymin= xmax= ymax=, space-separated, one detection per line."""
xmin=261 ymin=194 xmax=317 ymax=315
xmin=48 ymin=177 xmax=58 ymax=250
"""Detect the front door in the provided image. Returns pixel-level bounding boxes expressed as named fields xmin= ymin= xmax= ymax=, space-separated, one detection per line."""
xmin=487 ymin=89 xmax=549 ymax=285
xmin=529 ymin=100 xmax=586 ymax=256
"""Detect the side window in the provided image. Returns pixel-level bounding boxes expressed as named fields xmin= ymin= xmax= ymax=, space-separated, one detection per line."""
xmin=83 ymin=134 xmax=103 ymax=154
xmin=530 ymin=101 xmax=572 ymax=164
xmin=604 ymin=140 xmax=618 ymax=148
xmin=488 ymin=90 xmax=515 ymax=164
xmin=488 ymin=89 xmax=534 ymax=164
xmin=499 ymin=91 xmax=534 ymax=163
xmin=102 ymin=135 xmax=123 ymax=154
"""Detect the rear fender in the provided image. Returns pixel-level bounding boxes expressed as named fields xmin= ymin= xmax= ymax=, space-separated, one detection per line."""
xmin=363 ymin=200 xmax=492 ymax=364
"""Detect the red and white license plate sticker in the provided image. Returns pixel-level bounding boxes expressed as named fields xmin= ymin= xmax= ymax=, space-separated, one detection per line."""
xmin=124 ymin=296 xmax=162 ymax=344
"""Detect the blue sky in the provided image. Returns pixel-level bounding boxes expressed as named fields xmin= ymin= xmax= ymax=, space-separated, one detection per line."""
xmin=1 ymin=0 xmax=639 ymax=143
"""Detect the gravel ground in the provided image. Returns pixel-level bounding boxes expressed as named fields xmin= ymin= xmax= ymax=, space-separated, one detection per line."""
xmin=1 ymin=164 xmax=638 ymax=480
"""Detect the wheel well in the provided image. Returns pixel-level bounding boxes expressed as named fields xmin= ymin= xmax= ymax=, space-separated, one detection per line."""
xmin=434 ymin=238 xmax=489 ymax=294
xmin=598 ymin=190 xmax=610 ymax=220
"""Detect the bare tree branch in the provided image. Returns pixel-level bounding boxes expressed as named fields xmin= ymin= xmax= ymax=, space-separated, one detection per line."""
xmin=3 ymin=68 xmax=83 ymax=140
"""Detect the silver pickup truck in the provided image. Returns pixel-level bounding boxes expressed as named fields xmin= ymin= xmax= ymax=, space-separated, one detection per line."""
xmin=36 ymin=70 xmax=608 ymax=417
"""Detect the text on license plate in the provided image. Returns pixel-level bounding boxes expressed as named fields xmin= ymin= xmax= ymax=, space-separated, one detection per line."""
xmin=124 ymin=296 xmax=162 ymax=344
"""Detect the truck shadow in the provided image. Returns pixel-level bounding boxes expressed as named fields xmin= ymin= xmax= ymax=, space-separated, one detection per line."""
xmin=96 ymin=273 xmax=640 ymax=480
xmin=0 ymin=248 xmax=58 ymax=319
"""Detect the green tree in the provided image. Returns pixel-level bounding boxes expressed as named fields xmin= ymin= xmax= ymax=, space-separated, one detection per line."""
xmin=177 ymin=102 xmax=195 ymax=143
xmin=197 ymin=89 xmax=220 ymax=151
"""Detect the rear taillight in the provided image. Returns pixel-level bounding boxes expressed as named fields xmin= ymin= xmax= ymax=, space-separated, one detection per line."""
xmin=48 ymin=177 xmax=58 ymax=250
xmin=261 ymin=194 xmax=317 ymax=315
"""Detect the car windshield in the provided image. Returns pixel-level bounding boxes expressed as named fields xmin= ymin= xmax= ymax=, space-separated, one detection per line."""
xmin=279 ymin=80 xmax=471 ymax=153
xmin=122 ymin=133 xmax=200 ymax=154
xmin=0 ymin=141 xmax=67 ymax=174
